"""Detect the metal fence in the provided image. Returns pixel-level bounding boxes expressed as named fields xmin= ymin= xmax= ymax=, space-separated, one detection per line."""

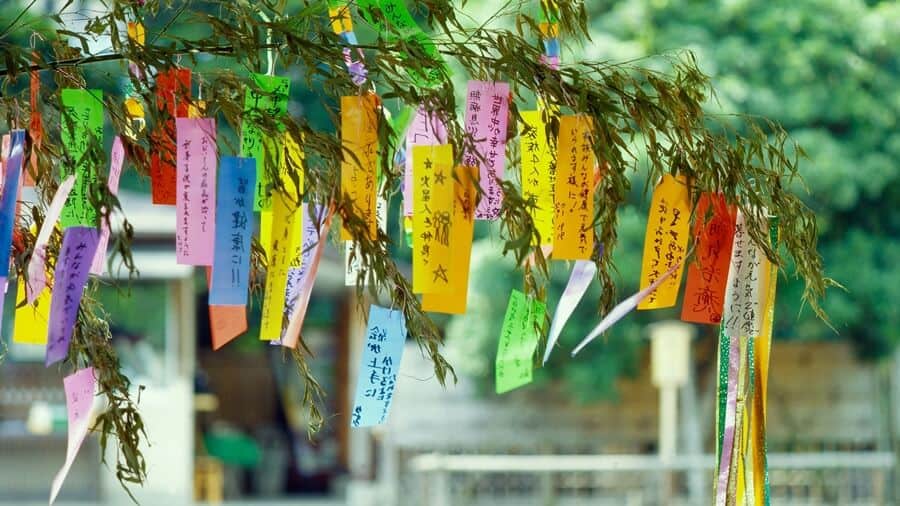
xmin=402 ymin=452 xmax=895 ymax=506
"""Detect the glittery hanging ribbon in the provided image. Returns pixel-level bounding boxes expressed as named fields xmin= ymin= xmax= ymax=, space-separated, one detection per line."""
xmin=740 ymin=335 xmax=757 ymax=505
xmin=715 ymin=329 xmax=740 ymax=506
xmin=750 ymin=219 xmax=779 ymax=505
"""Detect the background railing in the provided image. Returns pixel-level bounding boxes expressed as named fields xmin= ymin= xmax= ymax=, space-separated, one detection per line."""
xmin=401 ymin=452 xmax=895 ymax=506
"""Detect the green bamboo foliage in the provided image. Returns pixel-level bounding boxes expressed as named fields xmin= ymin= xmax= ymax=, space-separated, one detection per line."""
xmin=0 ymin=0 xmax=831 ymax=495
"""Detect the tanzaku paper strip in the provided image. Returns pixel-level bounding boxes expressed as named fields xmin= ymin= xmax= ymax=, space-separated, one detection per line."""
xmin=240 ymin=73 xmax=290 ymax=211
xmin=543 ymin=259 xmax=596 ymax=364
xmin=275 ymin=203 xmax=326 ymax=346
xmin=175 ymin=118 xmax=217 ymax=265
xmin=404 ymin=109 xmax=447 ymax=216
xmin=637 ymin=174 xmax=690 ymax=310
xmin=519 ymin=110 xmax=555 ymax=246
xmin=681 ymin=193 xmax=736 ymax=324
xmin=0 ymin=130 xmax=25 ymax=277
xmin=350 ymin=305 xmax=408 ymax=427
xmin=150 ymin=68 xmax=190 ymax=205
xmin=553 ymin=115 xmax=595 ymax=260
xmin=49 ymin=367 xmax=96 ymax=504
xmin=281 ymin=205 xmax=333 ymax=349
xmin=340 ymin=94 xmax=379 ymax=240
xmin=209 ymin=157 xmax=256 ymax=306
xmin=421 ymin=165 xmax=478 ymax=313
xmin=205 ymin=267 xmax=247 ymax=351
xmin=496 ymin=289 xmax=546 ymax=394
xmin=46 ymin=227 xmax=100 ymax=366
xmin=90 ymin=136 xmax=125 ymax=275
xmin=60 ymin=89 xmax=103 ymax=227
xmin=412 ymin=144 xmax=454 ymax=294
xmin=14 ymin=276 xmax=51 ymax=345
xmin=463 ymin=80 xmax=509 ymax=220
xmin=259 ymin=192 xmax=298 ymax=340
xmin=722 ymin=211 xmax=764 ymax=340
xmin=27 ymin=175 xmax=76 ymax=303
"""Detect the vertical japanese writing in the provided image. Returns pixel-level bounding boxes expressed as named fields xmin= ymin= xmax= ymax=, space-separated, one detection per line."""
xmin=59 ymin=89 xmax=103 ymax=227
xmin=637 ymin=174 xmax=691 ymax=310
xmin=554 ymin=115 xmax=595 ymax=259
xmin=260 ymin=192 xmax=298 ymax=341
xmin=175 ymin=118 xmax=218 ymax=265
xmin=412 ymin=144 xmax=453 ymax=293
xmin=340 ymin=94 xmax=379 ymax=240
xmin=45 ymin=227 xmax=100 ymax=366
xmin=681 ymin=193 xmax=737 ymax=324
xmin=240 ymin=73 xmax=290 ymax=211
xmin=351 ymin=305 xmax=408 ymax=427
xmin=495 ymin=290 xmax=546 ymax=394
xmin=421 ymin=165 xmax=478 ymax=314
xmin=403 ymin=109 xmax=447 ymax=216
xmin=150 ymin=68 xmax=190 ymax=205
xmin=519 ymin=110 xmax=556 ymax=246
xmin=210 ymin=157 xmax=256 ymax=305
xmin=275 ymin=203 xmax=327 ymax=346
xmin=464 ymin=81 xmax=510 ymax=220
xmin=723 ymin=211 xmax=764 ymax=339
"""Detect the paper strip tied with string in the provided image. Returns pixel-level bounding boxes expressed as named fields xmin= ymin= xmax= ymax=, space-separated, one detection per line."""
xmin=496 ymin=290 xmax=547 ymax=394
xmin=463 ymin=80 xmax=510 ymax=220
xmin=90 ymin=136 xmax=125 ymax=274
xmin=637 ymin=174 xmax=691 ymax=310
xmin=340 ymin=94 xmax=379 ymax=241
xmin=150 ymin=68 xmax=190 ymax=205
xmin=421 ymin=165 xmax=478 ymax=314
xmin=240 ymin=73 xmax=290 ymax=211
xmin=49 ymin=368 xmax=96 ymax=504
xmin=60 ymin=89 xmax=104 ymax=227
xmin=519 ymin=110 xmax=556 ymax=246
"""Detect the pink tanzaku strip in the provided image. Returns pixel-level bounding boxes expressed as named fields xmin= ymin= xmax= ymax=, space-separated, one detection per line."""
xmin=49 ymin=367 xmax=96 ymax=505
xmin=25 ymin=174 xmax=76 ymax=303
xmin=90 ymin=136 xmax=125 ymax=274
xmin=280 ymin=206 xmax=334 ymax=349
